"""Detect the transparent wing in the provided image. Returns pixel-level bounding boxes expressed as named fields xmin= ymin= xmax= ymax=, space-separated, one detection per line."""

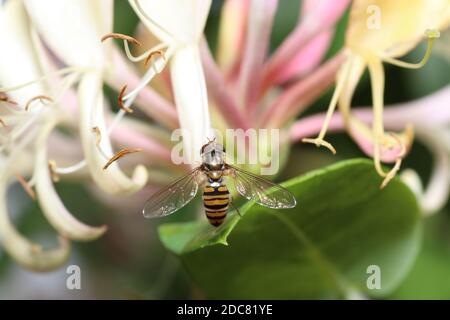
xmin=143 ymin=168 xmax=202 ymax=218
xmin=225 ymin=164 xmax=296 ymax=209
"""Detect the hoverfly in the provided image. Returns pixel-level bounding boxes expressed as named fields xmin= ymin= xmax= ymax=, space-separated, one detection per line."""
xmin=143 ymin=140 xmax=296 ymax=227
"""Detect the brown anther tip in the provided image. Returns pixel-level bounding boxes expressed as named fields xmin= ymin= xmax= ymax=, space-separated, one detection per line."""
xmin=48 ymin=160 xmax=60 ymax=183
xmin=101 ymin=33 xmax=142 ymax=47
xmin=118 ymin=85 xmax=133 ymax=113
xmin=15 ymin=173 xmax=36 ymax=200
xmin=103 ymin=148 xmax=143 ymax=170
xmin=92 ymin=127 xmax=102 ymax=147
xmin=25 ymin=95 xmax=53 ymax=111
xmin=0 ymin=93 xmax=17 ymax=105
xmin=144 ymin=50 xmax=165 ymax=67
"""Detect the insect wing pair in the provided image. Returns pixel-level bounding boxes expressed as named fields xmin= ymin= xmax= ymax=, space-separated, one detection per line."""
xmin=143 ymin=163 xmax=296 ymax=219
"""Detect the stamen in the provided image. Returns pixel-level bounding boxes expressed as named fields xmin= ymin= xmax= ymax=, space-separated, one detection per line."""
xmin=48 ymin=160 xmax=60 ymax=183
xmin=124 ymin=41 xmax=168 ymax=63
xmin=302 ymin=58 xmax=352 ymax=154
xmin=122 ymin=46 xmax=173 ymax=102
xmin=0 ymin=67 xmax=86 ymax=93
xmin=15 ymin=173 xmax=36 ymax=200
xmin=118 ymin=85 xmax=134 ymax=113
xmin=379 ymin=133 xmax=407 ymax=189
xmin=25 ymin=95 xmax=53 ymax=111
xmin=89 ymin=127 xmax=110 ymax=160
xmin=381 ymin=29 xmax=440 ymax=69
xmin=375 ymin=132 xmax=407 ymax=189
xmin=144 ymin=50 xmax=165 ymax=67
xmin=101 ymin=33 xmax=142 ymax=47
xmin=0 ymin=93 xmax=17 ymax=105
xmin=54 ymin=160 xmax=86 ymax=175
xmin=92 ymin=126 xmax=102 ymax=147
xmin=102 ymin=148 xmax=143 ymax=170
xmin=0 ymin=118 xmax=6 ymax=128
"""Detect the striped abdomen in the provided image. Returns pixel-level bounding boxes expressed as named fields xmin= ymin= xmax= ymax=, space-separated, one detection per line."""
xmin=202 ymin=184 xmax=230 ymax=227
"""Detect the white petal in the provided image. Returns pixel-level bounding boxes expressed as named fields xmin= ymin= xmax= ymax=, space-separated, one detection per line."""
xmin=0 ymin=173 xmax=70 ymax=271
xmin=24 ymin=0 xmax=113 ymax=67
xmin=406 ymin=126 xmax=450 ymax=215
xmin=170 ymin=45 xmax=212 ymax=164
xmin=78 ymin=72 xmax=148 ymax=194
xmin=35 ymin=118 xmax=108 ymax=241
xmin=128 ymin=0 xmax=211 ymax=45
xmin=0 ymin=0 xmax=47 ymax=104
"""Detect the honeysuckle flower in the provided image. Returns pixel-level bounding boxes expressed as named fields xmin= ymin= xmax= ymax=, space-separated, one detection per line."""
xmin=291 ymin=84 xmax=450 ymax=214
xmin=0 ymin=0 xmax=151 ymax=270
xmin=125 ymin=0 xmax=213 ymax=165
xmin=123 ymin=0 xmax=349 ymax=166
xmin=11 ymin=0 xmax=449 ymax=273
xmin=24 ymin=0 xmax=149 ymax=193
xmin=0 ymin=0 xmax=71 ymax=271
xmin=120 ymin=0 xmax=350 ymax=173
xmin=0 ymin=0 xmax=216 ymax=270
xmin=302 ymin=0 xmax=450 ymax=187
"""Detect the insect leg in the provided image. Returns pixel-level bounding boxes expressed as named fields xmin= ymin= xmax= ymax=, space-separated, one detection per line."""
xmin=229 ymin=195 xmax=242 ymax=217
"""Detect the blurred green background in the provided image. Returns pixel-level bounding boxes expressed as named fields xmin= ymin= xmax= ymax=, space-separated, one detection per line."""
xmin=1 ymin=0 xmax=450 ymax=299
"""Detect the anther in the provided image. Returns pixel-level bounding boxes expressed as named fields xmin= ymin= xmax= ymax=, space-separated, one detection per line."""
xmin=118 ymin=85 xmax=133 ymax=113
xmin=144 ymin=50 xmax=165 ymax=67
xmin=381 ymin=29 xmax=440 ymax=69
xmin=0 ymin=118 xmax=6 ymax=128
xmin=92 ymin=126 xmax=102 ymax=147
xmin=103 ymin=148 xmax=143 ymax=170
xmin=48 ymin=160 xmax=60 ymax=183
xmin=302 ymin=138 xmax=337 ymax=154
xmin=379 ymin=133 xmax=407 ymax=189
xmin=25 ymin=95 xmax=53 ymax=111
xmin=101 ymin=33 xmax=142 ymax=47
xmin=0 ymin=93 xmax=17 ymax=105
xmin=15 ymin=173 xmax=36 ymax=200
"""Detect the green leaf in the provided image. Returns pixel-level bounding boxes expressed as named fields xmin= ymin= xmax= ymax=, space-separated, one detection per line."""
xmin=389 ymin=215 xmax=450 ymax=299
xmin=159 ymin=159 xmax=422 ymax=299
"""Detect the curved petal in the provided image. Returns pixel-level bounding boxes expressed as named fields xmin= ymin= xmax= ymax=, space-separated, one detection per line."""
xmin=170 ymin=45 xmax=213 ymax=164
xmin=273 ymin=31 xmax=333 ymax=85
xmin=347 ymin=0 xmax=450 ymax=57
xmin=79 ymin=72 xmax=148 ymax=194
xmin=35 ymin=118 xmax=108 ymax=241
xmin=402 ymin=126 xmax=450 ymax=215
xmin=262 ymin=0 xmax=349 ymax=91
xmin=0 ymin=174 xmax=70 ymax=271
xmin=271 ymin=0 xmax=343 ymax=85
xmin=217 ymin=0 xmax=250 ymax=76
xmin=239 ymin=0 xmax=278 ymax=110
xmin=0 ymin=0 xmax=47 ymax=104
xmin=24 ymin=0 xmax=113 ymax=68
xmin=347 ymin=115 xmax=414 ymax=163
xmin=128 ymin=0 xmax=212 ymax=45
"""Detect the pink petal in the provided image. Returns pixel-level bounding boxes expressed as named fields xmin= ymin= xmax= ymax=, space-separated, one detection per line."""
xmin=261 ymin=52 xmax=345 ymax=127
xmin=261 ymin=0 xmax=350 ymax=93
xmin=238 ymin=0 xmax=278 ymax=113
xmin=201 ymin=39 xmax=249 ymax=129
xmin=271 ymin=31 xmax=333 ymax=85
xmin=291 ymin=85 xmax=450 ymax=162
xmin=217 ymin=0 xmax=250 ymax=78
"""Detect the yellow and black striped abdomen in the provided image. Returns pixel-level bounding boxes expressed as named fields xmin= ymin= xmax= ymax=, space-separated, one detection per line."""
xmin=202 ymin=184 xmax=230 ymax=227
